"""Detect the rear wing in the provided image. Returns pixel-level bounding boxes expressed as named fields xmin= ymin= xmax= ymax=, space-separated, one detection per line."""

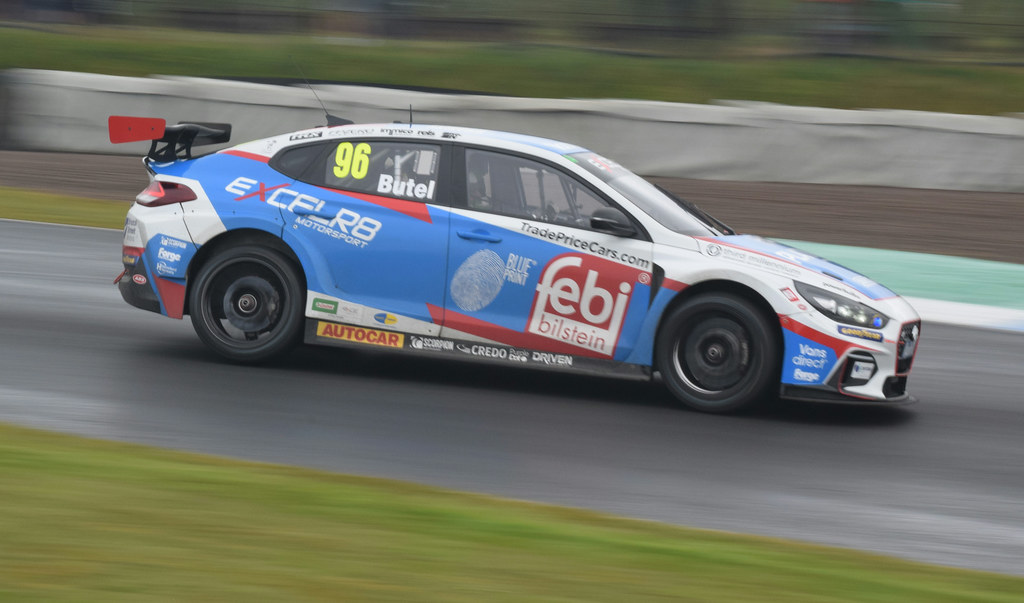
xmin=108 ymin=116 xmax=231 ymax=162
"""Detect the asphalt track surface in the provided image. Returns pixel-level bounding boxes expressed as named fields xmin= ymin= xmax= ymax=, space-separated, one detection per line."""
xmin=2 ymin=220 xmax=1023 ymax=576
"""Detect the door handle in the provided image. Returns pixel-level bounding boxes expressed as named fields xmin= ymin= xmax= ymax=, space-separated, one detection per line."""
xmin=457 ymin=229 xmax=502 ymax=243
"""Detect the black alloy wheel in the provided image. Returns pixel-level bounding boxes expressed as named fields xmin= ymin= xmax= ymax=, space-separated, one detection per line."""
xmin=656 ymin=293 xmax=779 ymax=413
xmin=189 ymin=245 xmax=304 ymax=362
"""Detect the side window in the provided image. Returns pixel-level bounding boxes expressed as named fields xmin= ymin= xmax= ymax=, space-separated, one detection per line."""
xmin=324 ymin=141 xmax=441 ymax=203
xmin=271 ymin=143 xmax=329 ymax=180
xmin=466 ymin=149 xmax=613 ymax=230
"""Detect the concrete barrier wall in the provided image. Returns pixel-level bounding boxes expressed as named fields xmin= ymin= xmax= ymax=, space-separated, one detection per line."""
xmin=4 ymin=68 xmax=1023 ymax=192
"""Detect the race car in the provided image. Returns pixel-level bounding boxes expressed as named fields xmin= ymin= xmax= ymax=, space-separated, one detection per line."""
xmin=110 ymin=115 xmax=920 ymax=413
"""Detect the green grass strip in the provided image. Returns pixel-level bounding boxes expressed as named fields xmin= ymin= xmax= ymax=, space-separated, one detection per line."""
xmin=1 ymin=422 xmax=1022 ymax=602
xmin=0 ymin=187 xmax=127 ymax=230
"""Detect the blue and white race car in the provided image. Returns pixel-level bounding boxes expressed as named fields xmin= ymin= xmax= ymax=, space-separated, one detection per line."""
xmin=111 ymin=115 xmax=920 ymax=413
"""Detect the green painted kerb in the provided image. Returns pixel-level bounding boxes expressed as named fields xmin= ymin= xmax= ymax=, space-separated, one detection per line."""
xmin=781 ymin=240 xmax=1024 ymax=311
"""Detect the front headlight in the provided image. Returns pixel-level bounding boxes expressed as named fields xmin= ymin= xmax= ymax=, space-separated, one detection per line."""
xmin=794 ymin=282 xmax=888 ymax=329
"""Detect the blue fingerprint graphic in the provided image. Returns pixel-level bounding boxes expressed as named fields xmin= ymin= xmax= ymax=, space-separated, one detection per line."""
xmin=450 ymin=249 xmax=506 ymax=312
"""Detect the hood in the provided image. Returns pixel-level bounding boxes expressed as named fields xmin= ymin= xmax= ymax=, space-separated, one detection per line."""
xmin=701 ymin=235 xmax=896 ymax=301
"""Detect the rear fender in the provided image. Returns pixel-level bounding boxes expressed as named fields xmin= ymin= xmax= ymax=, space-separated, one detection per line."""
xmin=123 ymin=202 xmax=195 ymax=319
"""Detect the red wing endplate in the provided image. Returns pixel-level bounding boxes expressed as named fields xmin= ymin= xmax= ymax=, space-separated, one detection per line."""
xmin=108 ymin=116 xmax=166 ymax=143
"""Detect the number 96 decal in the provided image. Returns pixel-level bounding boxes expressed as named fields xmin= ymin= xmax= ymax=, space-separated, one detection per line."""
xmin=334 ymin=142 xmax=371 ymax=180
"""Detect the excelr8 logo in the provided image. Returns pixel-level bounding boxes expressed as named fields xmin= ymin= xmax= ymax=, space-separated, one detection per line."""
xmin=527 ymin=254 xmax=638 ymax=357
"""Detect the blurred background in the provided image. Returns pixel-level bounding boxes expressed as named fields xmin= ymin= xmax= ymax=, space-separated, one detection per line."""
xmin=5 ymin=0 xmax=1024 ymax=58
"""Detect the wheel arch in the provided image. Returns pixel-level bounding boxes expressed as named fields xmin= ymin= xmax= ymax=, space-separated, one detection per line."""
xmin=184 ymin=228 xmax=306 ymax=316
xmin=653 ymin=279 xmax=784 ymax=373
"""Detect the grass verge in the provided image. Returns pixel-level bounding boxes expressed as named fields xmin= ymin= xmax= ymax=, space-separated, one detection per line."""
xmin=2 ymin=422 xmax=1023 ymax=602
xmin=0 ymin=187 xmax=127 ymax=230
xmin=2 ymin=25 xmax=1024 ymax=114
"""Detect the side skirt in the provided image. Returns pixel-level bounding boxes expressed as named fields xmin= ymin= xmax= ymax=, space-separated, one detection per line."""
xmin=304 ymin=319 xmax=651 ymax=380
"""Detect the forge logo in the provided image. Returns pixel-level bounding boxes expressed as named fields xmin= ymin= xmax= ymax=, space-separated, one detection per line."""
xmin=527 ymin=254 xmax=642 ymax=357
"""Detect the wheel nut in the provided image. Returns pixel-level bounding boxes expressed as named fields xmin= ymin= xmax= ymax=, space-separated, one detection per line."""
xmin=238 ymin=293 xmax=258 ymax=314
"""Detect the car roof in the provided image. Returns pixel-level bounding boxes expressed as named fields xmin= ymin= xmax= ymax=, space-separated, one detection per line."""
xmin=288 ymin=123 xmax=590 ymax=156
xmin=225 ymin=123 xmax=595 ymax=169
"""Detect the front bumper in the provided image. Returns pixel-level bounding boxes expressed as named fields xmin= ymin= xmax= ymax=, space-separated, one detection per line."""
xmin=778 ymin=317 xmax=921 ymax=405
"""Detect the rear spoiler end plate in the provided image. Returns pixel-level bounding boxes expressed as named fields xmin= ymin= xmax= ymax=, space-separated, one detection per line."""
xmin=108 ymin=116 xmax=231 ymax=161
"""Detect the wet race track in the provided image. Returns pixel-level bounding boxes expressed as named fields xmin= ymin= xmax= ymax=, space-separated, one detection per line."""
xmin=2 ymin=220 xmax=1023 ymax=575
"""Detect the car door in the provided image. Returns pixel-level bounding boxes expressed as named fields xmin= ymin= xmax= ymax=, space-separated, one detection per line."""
xmin=277 ymin=138 xmax=451 ymax=335
xmin=441 ymin=146 xmax=655 ymax=363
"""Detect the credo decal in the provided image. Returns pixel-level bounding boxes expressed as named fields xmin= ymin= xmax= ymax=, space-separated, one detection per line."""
xmin=527 ymin=254 xmax=641 ymax=357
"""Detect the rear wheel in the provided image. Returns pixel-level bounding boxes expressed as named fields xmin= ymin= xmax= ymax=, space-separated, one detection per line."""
xmin=189 ymin=245 xmax=304 ymax=362
xmin=656 ymin=293 xmax=779 ymax=413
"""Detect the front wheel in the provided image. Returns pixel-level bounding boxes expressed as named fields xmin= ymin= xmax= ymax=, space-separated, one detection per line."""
xmin=189 ymin=245 xmax=304 ymax=363
xmin=656 ymin=293 xmax=779 ymax=413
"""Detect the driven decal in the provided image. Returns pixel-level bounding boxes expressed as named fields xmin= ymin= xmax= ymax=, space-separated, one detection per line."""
xmin=527 ymin=254 xmax=638 ymax=357
xmin=316 ymin=322 xmax=403 ymax=348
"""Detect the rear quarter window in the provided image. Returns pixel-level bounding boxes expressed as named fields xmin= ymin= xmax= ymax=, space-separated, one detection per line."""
xmin=324 ymin=141 xmax=441 ymax=203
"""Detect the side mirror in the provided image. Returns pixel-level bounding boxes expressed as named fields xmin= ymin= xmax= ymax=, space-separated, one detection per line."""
xmin=590 ymin=207 xmax=636 ymax=237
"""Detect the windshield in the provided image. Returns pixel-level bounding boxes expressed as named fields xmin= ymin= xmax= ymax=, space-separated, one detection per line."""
xmin=567 ymin=152 xmax=729 ymax=237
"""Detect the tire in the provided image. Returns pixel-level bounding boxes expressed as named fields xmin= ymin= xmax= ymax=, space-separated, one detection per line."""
xmin=188 ymin=245 xmax=304 ymax=363
xmin=656 ymin=293 xmax=779 ymax=413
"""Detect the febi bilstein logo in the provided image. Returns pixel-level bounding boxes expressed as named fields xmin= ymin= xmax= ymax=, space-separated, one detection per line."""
xmin=313 ymin=298 xmax=338 ymax=314
xmin=373 ymin=312 xmax=397 ymax=326
xmin=526 ymin=254 xmax=639 ymax=357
